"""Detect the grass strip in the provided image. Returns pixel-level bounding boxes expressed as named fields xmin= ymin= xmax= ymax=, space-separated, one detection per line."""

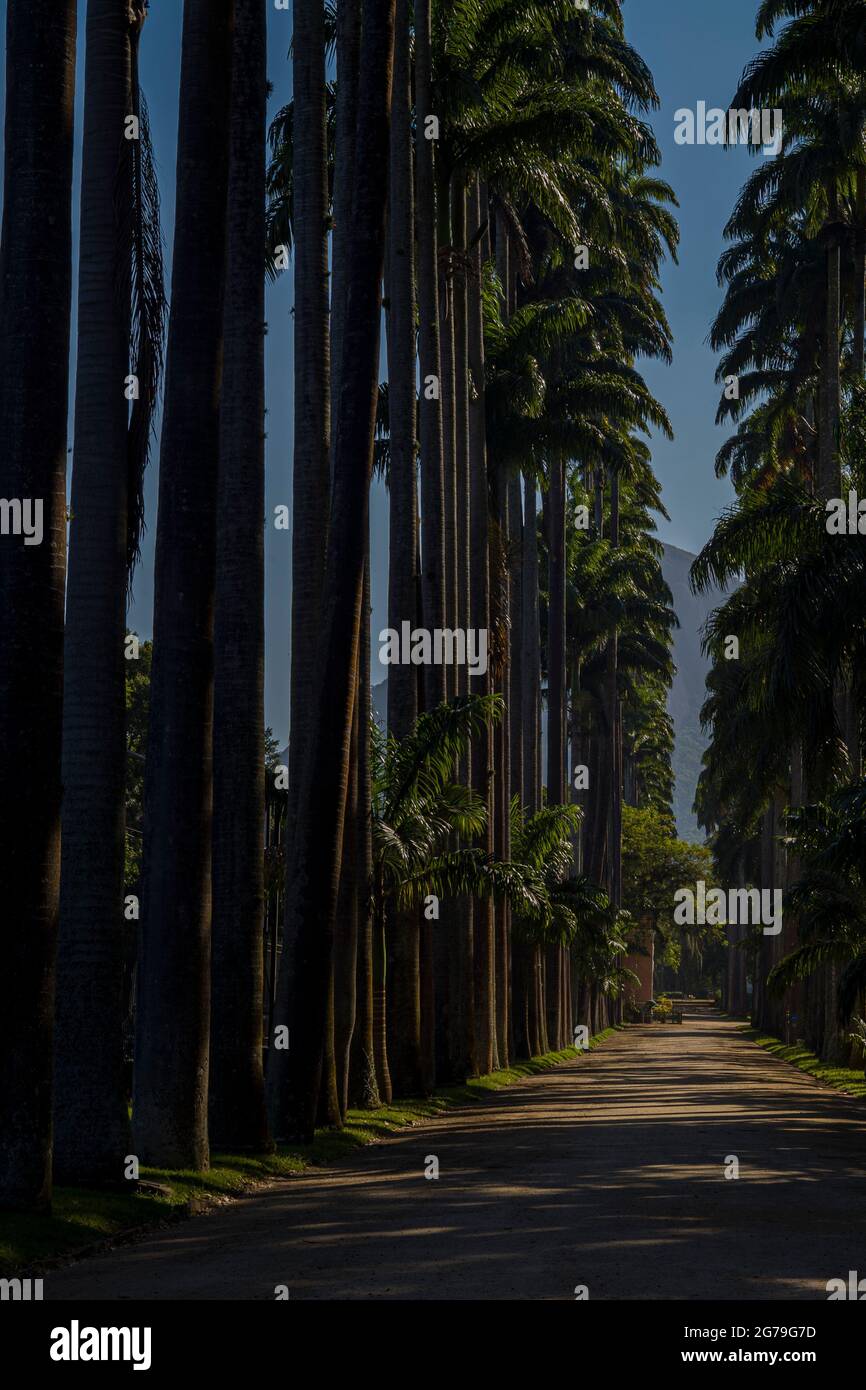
xmin=743 ymin=1027 xmax=866 ymax=1099
xmin=1 ymin=1028 xmax=618 ymax=1276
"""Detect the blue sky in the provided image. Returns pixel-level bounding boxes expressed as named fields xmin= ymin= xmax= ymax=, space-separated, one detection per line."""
xmin=0 ymin=0 xmax=779 ymax=743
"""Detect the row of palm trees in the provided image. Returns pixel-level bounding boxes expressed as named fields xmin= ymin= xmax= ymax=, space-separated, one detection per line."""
xmin=694 ymin=0 xmax=866 ymax=1060
xmin=0 ymin=0 xmax=680 ymax=1211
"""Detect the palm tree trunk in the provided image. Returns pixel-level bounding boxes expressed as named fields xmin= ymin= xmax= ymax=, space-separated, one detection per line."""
xmin=54 ymin=0 xmax=133 ymax=1185
xmin=856 ymin=168 xmax=866 ymax=379
xmin=286 ymin=0 xmax=331 ymax=829
xmin=607 ymin=470 xmax=622 ymax=909
xmin=493 ymin=474 xmax=511 ymax=1067
xmin=415 ymin=0 xmax=445 ymax=717
xmin=330 ymin=0 xmax=361 ymax=466
xmin=385 ymin=0 xmax=423 ymax=1097
xmin=522 ymin=473 xmax=541 ymax=813
xmin=210 ymin=0 xmax=271 ymax=1155
xmin=133 ymin=0 xmax=234 ymax=1170
xmin=451 ymin=176 xmax=477 ymax=1077
xmin=331 ymin=0 xmax=362 ymax=1122
xmin=266 ymin=0 xmax=396 ymax=1140
xmin=267 ymin=0 xmax=332 ymax=1140
xmin=467 ymin=177 xmax=496 ymax=1076
xmin=819 ymin=177 xmax=841 ymax=501
xmin=547 ymin=451 xmax=567 ymax=1047
xmin=0 ymin=0 xmax=76 ymax=1210
xmin=415 ymin=0 xmax=446 ymax=1092
xmin=348 ymin=555 xmax=380 ymax=1109
xmin=336 ymin=699 xmax=359 ymax=1117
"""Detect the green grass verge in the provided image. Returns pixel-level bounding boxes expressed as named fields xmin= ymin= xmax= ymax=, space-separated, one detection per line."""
xmin=0 ymin=1029 xmax=618 ymax=1277
xmin=743 ymin=1028 xmax=866 ymax=1099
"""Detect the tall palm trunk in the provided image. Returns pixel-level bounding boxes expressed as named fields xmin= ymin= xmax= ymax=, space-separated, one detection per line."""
xmin=286 ymin=0 xmax=331 ymax=834
xmin=415 ymin=0 xmax=444 ymax=1092
xmin=133 ymin=0 xmax=234 ymax=1169
xmin=546 ymin=452 xmax=567 ymax=1048
xmin=330 ymin=0 xmax=361 ymax=463
xmin=268 ymin=0 xmax=332 ymax=1139
xmin=331 ymin=0 xmax=362 ymax=1121
xmin=54 ymin=0 xmax=134 ymax=1185
xmin=348 ymin=555 xmax=381 ymax=1109
xmin=522 ymin=474 xmax=541 ymax=813
xmin=0 ymin=0 xmax=76 ymax=1211
xmin=385 ymin=0 xmax=423 ymax=1097
xmin=449 ymin=175 xmax=476 ymax=1078
xmin=210 ymin=0 xmax=270 ymax=1153
xmin=606 ymin=470 xmax=622 ymax=910
xmin=267 ymin=0 xmax=396 ymax=1141
xmin=468 ymin=177 xmax=496 ymax=1075
xmin=521 ymin=470 xmax=544 ymax=1054
xmin=819 ymin=178 xmax=841 ymax=501
xmin=855 ymin=169 xmax=866 ymax=379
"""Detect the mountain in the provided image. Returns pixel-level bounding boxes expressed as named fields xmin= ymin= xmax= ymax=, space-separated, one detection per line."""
xmin=370 ymin=541 xmax=725 ymax=844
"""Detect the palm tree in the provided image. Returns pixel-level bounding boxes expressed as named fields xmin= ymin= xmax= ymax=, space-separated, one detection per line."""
xmin=133 ymin=0 xmax=234 ymax=1169
xmin=0 ymin=0 xmax=77 ymax=1211
xmin=286 ymin=0 xmax=331 ymax=841
xmin=210 ymin=0 xmax=271 ymax=1155
xmin=267 ymin=0 xmax=397 ymax=1142
xmin=385 ymin=0 xmax=424 ymax=1098
xmin=55 ymin=0 xmax=166 ymax=1184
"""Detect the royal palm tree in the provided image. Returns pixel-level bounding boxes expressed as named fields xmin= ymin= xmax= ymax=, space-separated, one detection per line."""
xmin=55 ymin=0 xmax=166 ymax=1184
xmin=0 ymin=0 xmax=77 ymax=1211
xmin=210 ymin=0 xmax=271 ymax=1154
xmin=133 ymin=0 xmax=234 ymax=1169
xmin=268 ymin=0 xmax=397 ymax=1141
xmin=385 ymin=0 xmax=424 ymax=1098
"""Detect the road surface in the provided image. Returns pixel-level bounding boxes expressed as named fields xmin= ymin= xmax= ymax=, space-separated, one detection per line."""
xmin=47 ymin=1011 xmax=866 ymax=1300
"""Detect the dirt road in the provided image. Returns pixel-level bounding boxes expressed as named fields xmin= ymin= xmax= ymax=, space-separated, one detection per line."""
xmin=46 ymin=1012 xmax=866 ymax=1300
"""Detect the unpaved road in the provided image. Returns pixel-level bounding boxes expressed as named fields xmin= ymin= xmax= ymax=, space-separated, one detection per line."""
xmin=47 ymin=1012 xmax=866 ymax=1300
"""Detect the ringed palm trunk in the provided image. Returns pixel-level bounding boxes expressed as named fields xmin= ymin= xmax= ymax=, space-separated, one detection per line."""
xmin=385 ymin=0 xmax=423 ymax=1097
xmin=210 ymin=0 xmax=270 ymax=1153
xmin=54 ymin=0 xmax=134 ymax=1184
xmin=133 ymin=0 xmax=234 ymax=1169
xmin=266 ymin=0 xmax=396 ymax=1141
xmin=348 ymin=555 xmax=381 ymax=1109
xmin=819 ymin=178 xmax=841 ymax=502
xmin=0 ymin=0 xmax=76 ymax=1211
xmin=415 ymin=0 xmax=444 ymax=1092
xmin=546 ymin=451 xmax=567 ymax=1048
xmin=267 ymin=0 xmax=333 ymax=1138
xmin=330 ymin=0 xmax=361 ymax=466
xmin=449 ymin=174 xmax=476 ymax=1078
xmin=818 ymin=177 xmax=844 ymax=1060
xmin=331 ymin=0 xmax=362 ymax=1121
xmin=855 ymin=168 xmax=866 ymax=379
xmin=286 ymin=0 xmax=331 ymax=846
xmin=606 ymin=469 xmax=622 ymax=912
xmin=521 ymin=470 xmax=545 ymax=1053
xmin=468 ymin=177 xmax=496 ymax=1075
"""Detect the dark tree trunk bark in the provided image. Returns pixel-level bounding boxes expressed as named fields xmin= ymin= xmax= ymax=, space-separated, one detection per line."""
xmin=266 ymin=0 xmax=396 ymax=1140
xmin=0 ymin=0 xmax=76 ymax=1211
xmin=385 ymin=0 xmax=423 ymax=1097
xmin=210 ymin=0 xmax=270 ymax=1155
xmin=348 ymin=557 xmax=380 ymax=1109
xmin=55 ymin=0 xmax=133 ymax=1185
xmin=133 ymin=0 xmax=234 ymax=1169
